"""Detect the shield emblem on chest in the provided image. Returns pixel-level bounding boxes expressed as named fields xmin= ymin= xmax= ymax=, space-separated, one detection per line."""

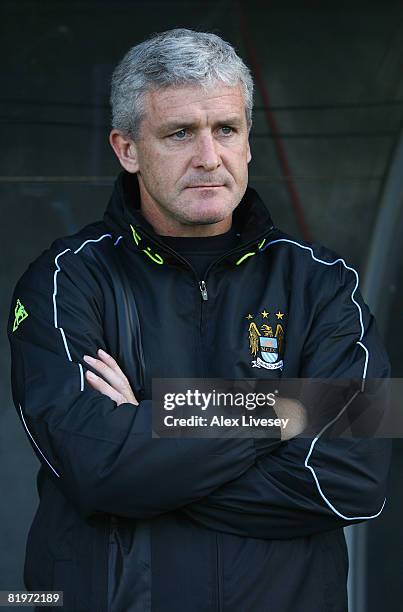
xmin=259 ymin=336 xmax=278 ymax=363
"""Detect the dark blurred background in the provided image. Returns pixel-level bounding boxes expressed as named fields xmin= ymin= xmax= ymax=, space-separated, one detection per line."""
xmin=1 ymin=1 xmax=402 ymax=611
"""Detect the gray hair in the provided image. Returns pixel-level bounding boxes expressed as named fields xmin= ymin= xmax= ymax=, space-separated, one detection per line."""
xmin=110 ymin=28 xmax=254 ymax=139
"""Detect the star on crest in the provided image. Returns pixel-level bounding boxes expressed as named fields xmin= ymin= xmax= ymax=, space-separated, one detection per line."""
xmin=275 ymin=311 xmax=284 ymax=320
xmin=261 ymin=310 xmax=269 ymax=318
xmin=246 ymin=314 xmax=253 ymax=320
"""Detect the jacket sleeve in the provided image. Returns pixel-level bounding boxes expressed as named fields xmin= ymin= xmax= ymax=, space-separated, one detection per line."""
xmin=8 ymin=247 xmax=261 ymax=520
xmin=181 ymin=259 xmax=392 ymax=539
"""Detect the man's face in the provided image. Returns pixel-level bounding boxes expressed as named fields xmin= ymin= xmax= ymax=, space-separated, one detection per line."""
xmin=128 ymin=82 xmax=251 ymax=232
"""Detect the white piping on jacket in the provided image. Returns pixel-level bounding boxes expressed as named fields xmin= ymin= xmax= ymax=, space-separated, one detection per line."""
xmin=59 ymin=327 xmax=72 ymax=362
xmin=19 ymin=233 xmax=123 ymax=479
xmin=357 ymin=341 xmax=369 ymax=386
xmin=78 ymin=363 xmax=84 ymax=392
xmin=53 ymin=248 xmax=70 ymax=329
xmin=53 ymin=234 xmax=120 ymax=375
xmin=262 ymin=238 xmax=386 ymax=521
xmin=19 ymin=404 xmax=60 ymax=478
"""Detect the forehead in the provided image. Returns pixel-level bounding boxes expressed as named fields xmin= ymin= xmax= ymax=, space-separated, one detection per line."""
xmin=143 ymin=82 xmax=246 ymax=126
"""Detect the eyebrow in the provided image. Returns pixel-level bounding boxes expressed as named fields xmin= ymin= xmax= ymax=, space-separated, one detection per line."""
xmin=158 ymin=116 xmax=244 ymax=133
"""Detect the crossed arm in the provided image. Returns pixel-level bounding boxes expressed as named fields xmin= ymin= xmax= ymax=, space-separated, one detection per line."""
xmin=8 ymin=254 xmax=391 ymax=537
xmin=82 ymin=349 xmax=391 ymax=538
xmin=83 ymin=348 xmax=306 ymax=442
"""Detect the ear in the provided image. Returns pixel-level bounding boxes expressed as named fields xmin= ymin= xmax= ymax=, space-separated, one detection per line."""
xmin=247 ymin=139 xmax=252 ymax=164
xmin=109 ymin=130 xmax=139 ymax=173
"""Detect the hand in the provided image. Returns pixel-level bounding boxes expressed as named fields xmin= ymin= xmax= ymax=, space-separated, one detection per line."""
xmin=273 ymin=398 xmax=307 ymax=441
xmin=83 ymin=349 xmax=138 ymax=406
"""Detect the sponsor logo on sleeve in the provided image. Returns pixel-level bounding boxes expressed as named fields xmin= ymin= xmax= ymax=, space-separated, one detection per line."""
xmin=13 ymin=299 xmax=29 ymax=332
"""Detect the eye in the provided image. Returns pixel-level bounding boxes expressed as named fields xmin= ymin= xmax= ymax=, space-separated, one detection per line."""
xmin=220 ymin=126 xmax=234 ymax=136
xmin=171 ymin=129 xmax=188 ymax=140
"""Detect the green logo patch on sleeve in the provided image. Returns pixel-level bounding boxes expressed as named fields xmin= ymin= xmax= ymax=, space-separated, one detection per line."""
xmin=13 ymin=299 xmax=29 ymax=332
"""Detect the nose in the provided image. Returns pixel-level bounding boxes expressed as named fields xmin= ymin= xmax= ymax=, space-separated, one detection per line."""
xmin=191 ymin=131 xmax=221 ymax=171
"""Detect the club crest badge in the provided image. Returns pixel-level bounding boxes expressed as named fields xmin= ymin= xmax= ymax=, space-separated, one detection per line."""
xmin=246 ymin=310 xmax=285 ymax=370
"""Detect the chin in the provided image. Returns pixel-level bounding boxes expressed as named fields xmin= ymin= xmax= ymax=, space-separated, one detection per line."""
xmin=185 ymin=199 xmax=235 ymax=221
xmin=188 ymin=215 xmax=227 ymax=226
xmin=187 ymin=205 xmax=232 ymax=225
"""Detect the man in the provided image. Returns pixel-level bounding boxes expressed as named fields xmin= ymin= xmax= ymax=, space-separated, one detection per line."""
xmin=8 ymin=29 xmax=390 ymax=612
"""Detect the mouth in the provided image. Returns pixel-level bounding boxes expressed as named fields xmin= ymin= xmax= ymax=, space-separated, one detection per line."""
xmin=186 ymin=185 xmax=224 ymax=189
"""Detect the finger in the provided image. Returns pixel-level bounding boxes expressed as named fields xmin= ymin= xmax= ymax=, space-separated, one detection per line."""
xmin=97 ymin=349 xmax=123 ymax=372
xmin=97 ymin=349 xmax=132 ymax=387
xmin=83 ymin=354 xmax=130 ymax=393
xmin=84 ymin=355 xmax=139 ymax=406
xmin=86 ymin=371 xmax=138 ymax=406
xmin=85 ymin=370 xmax=125 ymax=405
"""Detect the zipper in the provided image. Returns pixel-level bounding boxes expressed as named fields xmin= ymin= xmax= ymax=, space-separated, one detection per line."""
xmin=132 ymin=224 xmax=275 ymax=301
xmin=215 ymin=533 xmax=223 ymax=612
xmin=134 ymin=225 xmax=275 ymax=379
xmin=107 ymin=515 xmax=118 ymax=612
xmin=119 ymin=284 xmax=148 ymax=400
xmin=198 ymin=282 xmax=207 ymax=376
xmin=199 ymin=280 xmax=208 ymax=301
xmin=133 ymin=304 xmax=147 ymax=399
xmin=196 ymin=225 xmax=274 ymax=304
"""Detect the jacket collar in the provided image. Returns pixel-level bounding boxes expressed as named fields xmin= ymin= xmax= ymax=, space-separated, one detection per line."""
xmin=103 ymin=171 xmax=275 ymax=266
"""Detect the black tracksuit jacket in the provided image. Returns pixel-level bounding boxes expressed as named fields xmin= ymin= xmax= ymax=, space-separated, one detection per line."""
xmin=8 ymin=172 xmax=391 ymax=611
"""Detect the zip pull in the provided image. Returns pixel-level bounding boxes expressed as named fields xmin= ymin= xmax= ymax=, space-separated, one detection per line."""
xmin=199 ymin=280 xmax=208 ymax=301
